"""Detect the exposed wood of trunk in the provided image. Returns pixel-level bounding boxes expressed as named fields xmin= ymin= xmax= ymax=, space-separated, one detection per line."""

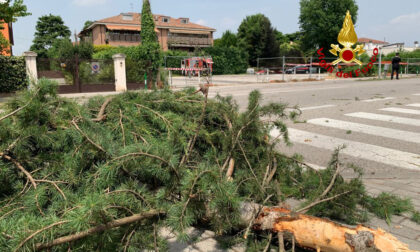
xmin=241 ymin=203 xmax=414 ymax=252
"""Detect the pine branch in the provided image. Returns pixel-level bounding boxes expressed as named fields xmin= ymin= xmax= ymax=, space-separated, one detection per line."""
xmin=0 ymin=152 xmax=37 ymax=189
xmin=179 ymin=88 xmax=209 ymax=167
xmin=14 ymin=221 xmax=69 ymax=252
xmin=296 ymin=191 xmax=351 ymax=213
xmin=71 ymin=119 xmax=106 ymax=153
xmin=92 ymin=97 xmax=113 ymax=122
xmin=35 ymin=210 xmax=164 ymax=251
xmin=35 ymin=180 xmax=67 ymax=200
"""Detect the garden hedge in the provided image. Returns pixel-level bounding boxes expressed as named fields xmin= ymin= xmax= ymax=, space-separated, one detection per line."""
xmin=0 ymin=56 xmax=27 ymax=93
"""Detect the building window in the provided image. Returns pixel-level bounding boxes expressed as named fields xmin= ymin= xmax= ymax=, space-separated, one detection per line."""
xmin=162 ymin=17 xmax=170 ymax=23
xmin=181 ymin=19 xmax=189 ymax=24
xmin=122 ymin=14 xmax=133 ymax=21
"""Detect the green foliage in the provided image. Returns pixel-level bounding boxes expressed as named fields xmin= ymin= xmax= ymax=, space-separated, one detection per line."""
xmin=237 ymin=14 xmax=280 ymax=66
xmin=30 ymin=14 xmax=71 ymax=58
xmin=299 ymin=0 xmax=358 ymax=53
xmin=0 ymin=0 xmax=30 ymax=24
xmin=0 ymin=0 xmax=30 ymax=53
xmin=364 ymin=193 xmax=414 ymax=224
xmin=214 ymin=30 xmax=238 ymax=48
xmin=0 ymin=80 xmax=416 ymax=250
xmin=0 ymin=32 xmax=10 ymax=54
xmin=48 ymin=39 xmax=93 ymax=60
xmin=0 ymin=55 xmax=27 ymax=93
xmin=279 ymin=42 xmax=305 ymax=58
xmin=140 ymin=0 xmax=157 ymax=45
xmin=140 ymin=0 xmax=162 ymax=86
xmin=204 ymin=46 xmax=248 ymax=74
xmin=82 ymin=20 xmax=94 ymax=30
xmin=412 ymin=211 xmax=420 ymax=224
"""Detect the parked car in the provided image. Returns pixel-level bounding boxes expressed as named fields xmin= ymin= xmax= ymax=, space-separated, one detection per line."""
xmin=286 ymin=65 xmax=317 ymax=74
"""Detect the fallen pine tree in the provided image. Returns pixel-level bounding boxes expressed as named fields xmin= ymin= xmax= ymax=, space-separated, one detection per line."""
xmin=0 ymin=79 xmax=418 ymax=251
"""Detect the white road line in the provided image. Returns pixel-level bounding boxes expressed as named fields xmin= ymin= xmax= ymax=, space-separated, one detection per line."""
xmin=345 ymin=112 xmax=420 ymax=127
xmin=209 ymin=86 xmax=344 ymax=97
xmin=406 ymin=104 xmax=420 ymax=108
xmin=413 ymin=94 xmax=420 ymax=96
xmin=271 ymin=128 xmax=420 ymax=171
xmin=300 ymin=105 xmax=336 ymax=111
xmin=362 ymin=97 xmax=395 ymax=102
xmin=306 ymin=163 xmax=326 ymax=170
xmin=379 ymin=107 xmax=420 ymax=115
xmin=308 ymin=118 xmax=420 ymax=144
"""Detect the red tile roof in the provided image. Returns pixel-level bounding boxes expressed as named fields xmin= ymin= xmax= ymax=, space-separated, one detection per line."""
xmin=358 ymin=37 xmax=388 ymax=44
xmin=87 ymin=13 xmax=215 ymax=32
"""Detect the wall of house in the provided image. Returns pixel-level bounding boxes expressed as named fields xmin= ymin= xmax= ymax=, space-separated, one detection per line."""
xmin=159 ymin=29 xmax=169 ymax=51
xmin=92 ymin=25 xmax=107 ymax=45
xmin=0 ymin=22 xmax=12 ymax=56
xmin=108 ymin=40 xmax=140 ymax=47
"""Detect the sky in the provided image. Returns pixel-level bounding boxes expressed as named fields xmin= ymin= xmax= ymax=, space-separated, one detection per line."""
xmin=10 ymin=0 xmax=420 ymax=55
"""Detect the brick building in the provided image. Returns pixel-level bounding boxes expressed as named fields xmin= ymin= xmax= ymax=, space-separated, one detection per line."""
xmin=79 ymin=13 xmax=216 ymax=51
xmin=0 ymin=22 xmax=13 ymax=56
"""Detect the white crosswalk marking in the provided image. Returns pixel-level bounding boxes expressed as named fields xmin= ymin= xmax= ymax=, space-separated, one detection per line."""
xmin=362 ymin=97 xmax=395 ymax=102
xmin=345 ymin=112 xmax=420 ymax=126
xmin=271 ymin=128 xmax=420 ymax=171
xmin=306 ymin=163 xmax=326 ymax=170
xmin=300 ymin=105 xmax=336 ymax=111
xmin=308 ymin=118 xmax=420 ymax=144
xmin=413 ymin=94 xmax=420 ymax=96
xmin=379 ymin=107 xmax=420 ymax=115
xmin=406 ymin=104 xmax=420 ymax=108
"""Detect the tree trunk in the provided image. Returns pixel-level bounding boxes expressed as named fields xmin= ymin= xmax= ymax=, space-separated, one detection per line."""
xmin=240 ymin=203 xmax=414 ymax=252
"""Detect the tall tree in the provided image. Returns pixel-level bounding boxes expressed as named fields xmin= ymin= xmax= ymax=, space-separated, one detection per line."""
xmin=299 ymin=0 xmax=358 ymax=53
xmin=0 ymin=0 xmax=30 ymax=53
xmin=0 ymin=0 xmax=30 ymax=23
xmin=139 ymin=0 xmax=161 ymax=87
xmin=30 ymin=14 xmax=71 ymax=58
xmin=214 ymin=30 xmax=238 ymax=48
xmin=237 ymin=14 xmax=279 ymax=66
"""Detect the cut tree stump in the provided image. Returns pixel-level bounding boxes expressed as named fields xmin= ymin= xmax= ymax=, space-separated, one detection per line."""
xmin=241 ymin=203 xmax=415 ymax=252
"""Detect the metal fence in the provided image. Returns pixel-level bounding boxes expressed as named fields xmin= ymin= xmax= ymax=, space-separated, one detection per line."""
xmin=255 ymin=56 xmax=420 ymax=82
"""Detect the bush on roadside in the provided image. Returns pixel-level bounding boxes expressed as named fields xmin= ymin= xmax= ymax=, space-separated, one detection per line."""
xmin=0 ymin=56 xmax=27 ymax=93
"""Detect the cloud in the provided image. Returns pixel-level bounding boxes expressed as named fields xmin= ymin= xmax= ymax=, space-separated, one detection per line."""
xmin=72 ymin=0 xmax=107 ymax=7
xmin=390 ymin=12 xmax=420 ymax=25
xmin=195 ymin=19 xmax=208 ymax=26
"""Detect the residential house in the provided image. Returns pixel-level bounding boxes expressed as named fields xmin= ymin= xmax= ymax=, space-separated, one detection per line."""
xmin=0 ymin=22 xmax=13 ymax=56
xmin=79 ymin=13 xmax=216 ymax=51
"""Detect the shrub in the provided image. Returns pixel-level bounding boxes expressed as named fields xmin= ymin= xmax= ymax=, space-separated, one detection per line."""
xmin=0 ymin=56 xmax=27 ymax=93
xmin=204 ymin=46 xmax=249 ymax=75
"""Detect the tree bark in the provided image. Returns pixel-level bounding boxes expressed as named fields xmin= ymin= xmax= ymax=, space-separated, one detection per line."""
xmin=246 ymin=204 xmax=414 ymax=252
xmin=35 ymin=210 xmax=164 ymax=251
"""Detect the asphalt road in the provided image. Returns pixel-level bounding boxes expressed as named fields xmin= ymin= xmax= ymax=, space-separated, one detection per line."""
xmin=208 ymin=78 xmax=420 ymax=198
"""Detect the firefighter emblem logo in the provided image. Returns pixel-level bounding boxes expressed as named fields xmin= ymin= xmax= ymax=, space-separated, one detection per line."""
xmin=329 ymin=11 xmax=365 ymax=66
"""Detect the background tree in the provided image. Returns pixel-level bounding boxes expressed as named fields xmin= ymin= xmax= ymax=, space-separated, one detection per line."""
xmin=214 ymin=30 xmax=238 ymax=48
xmin=82 ymin=20 xmax=94 ymax=30
xmin=237 ymin=14 xmax=279 ymax=66
xmin=139 ymin=0 xmax=161 ymax=87
xmin=0 ymin=0 xmax=30 ymax=53
xmin=299 ymin=0 xmax=358 ymax=53
xmin=30 ymin=14 xmax=71 ymax=58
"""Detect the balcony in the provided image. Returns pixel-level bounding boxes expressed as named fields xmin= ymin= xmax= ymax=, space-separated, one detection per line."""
xmin=167 ymin=37 xmax=212 ymax=47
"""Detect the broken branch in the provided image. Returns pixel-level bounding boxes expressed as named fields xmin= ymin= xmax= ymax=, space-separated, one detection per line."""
xmin=35 ymin=210 xmax=164 ymax=251
xmin=0 ymin=152 xmax=37 ymax=189
xmin=92 ymin=97 xmax=113 ymax=122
